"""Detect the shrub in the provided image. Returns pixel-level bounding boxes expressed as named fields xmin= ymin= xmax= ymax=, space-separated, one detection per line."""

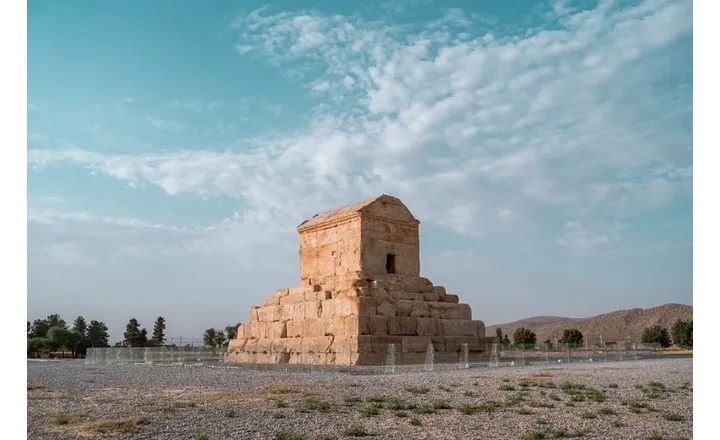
xmin=641 ymin=325 xmax=671 ymax=348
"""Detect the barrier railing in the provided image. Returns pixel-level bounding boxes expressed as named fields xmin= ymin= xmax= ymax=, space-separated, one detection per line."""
xmin=86 ymin=342 xmax=666 ymax=372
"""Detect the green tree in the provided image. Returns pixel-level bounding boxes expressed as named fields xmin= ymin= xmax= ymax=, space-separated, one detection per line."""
xmin=225 ymin=324 xmax=241 ymax=341
xmin=203 ymin=328 xmax=218 ymax=348
xmin=27 ymin=321 xmax=31 ymax=336
xmin=560 ymin=328 xmax=584 ymax=346
xmin=47 ymin=326 xmax=73 ymax=355
xmin=495 ymin=327 xmax=502 ymax=342
xmin=27 ymin=337 xmax=52 ymax=357
xmin=72 ymin=316 xmax=88 ymax=337
xmin=502 ymin=334 xmax=511 ymax=346
xmin=87 ymin=320 xmax=110 ymax=347
xmin=203 ymin=328 xmax=227 ymax=348
xmin=671 ymin=319 xmax=693 ymax=348
xmin=513 ymin=327 xmax=537 ymax=346
xmin=641 ymin=325 xmax=671 ymax=348
xmin=45 ymin=314 xmax=67 ymax=329
xmin=152 ymin=317 xmax=167 ymax=346
xmin=30 ymin=319 xmax=50 ymax=338
xmin=123 ymin=318 xmax=148 ymax=347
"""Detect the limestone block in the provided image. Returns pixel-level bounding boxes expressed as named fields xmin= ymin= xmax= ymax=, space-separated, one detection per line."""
xmin=395 ymin=300 xmax=413 ymax=317
xmin=411 ymin=293 xmax=425 ymax=302
xmin=364 ymin=286 xmax=390 ymax=298
xmin=302 ymin=336 xmax=333 ymax=354
xmin=262 ymin=297 xmax=280 ymax=307
xmin=405 ymin=284 xmax=436 ymax=294
xmin=419 ymin=277 xmax=433 ymax=286
xmin=236 ymin=324 xmax=245 ymax=339
xmin=439 ymin=294 xmax=459 ymax=303
xmin=274 ymin=288 xmax=290 ymax=298
xmin=391 ymin=291 xmax=416 ymax=301
xmin=416 ymin=318 xmax=437 ymax=336
xmin=351 ymin=297 xmax=377 ymax=315
xmin=433 ymin=286 xmax=446 ymax=295
xmin=266 ymin=322 xmax=287 ymax=339
xmin=344 ymin=314 xmax=372 ymax=336
xmin=423 ymin=293 xmax=440 ymax=302
xmin=326 ymin=316 xmax=345 ymax=336
xmin=387 ymin=317 xmax=419 ymax=335
xmin=429 ymin=302 xmax=461 ymax=319
xmin=256 ymin=338 xmax=273 ymax=354
xmin=458 ymin=304 xmax=472 ymax=320
xmin=242 ymin=339 xmax=258 ymax=353
xmin=437 ymin=319 xmax=477 ymax=336
xmin=376 ymin=301 xmax=398 ymax=317
xmin=271 ymin=338 xmax=287 ymax=353
xmin=280 ymin=292 xmax=307 ymax=305
xmin=257 ymin=305 xmax=279 ymax=322
xmin=401 ymin=336 xmax=432 ymax=352
xmin=368 ymin=335 xmax=402 ymax=353
xmin=249 ymin=307 xmax=259 ymax=323
xmin=245 ymin=322 xmax=264 ymax=339
xmin=408 ymin=302 xmax=430 ymax=318
xmin=284 ymin=337 xmax=303 ymax=353
xmin=321 ymin=298 xmax=354 ymax=317
xmin=332 ymin=335 xmax=360 ymax=354
xmin=475 ymin=320 xmax=486 ymax=337
xmin=304 ymin=300 xmax=322 ymax=319
xmin=372 ymin=316 xmax=389 ymax=335
xmin=228 ymin=338 xmax=247 ymax=352
xmin=285 ymin=320 xmax=302 ymax=338
xmin=429 ymin=336 xmax=447 ymax=352
xmin=279 ymin=303 xmax=306 ymax=322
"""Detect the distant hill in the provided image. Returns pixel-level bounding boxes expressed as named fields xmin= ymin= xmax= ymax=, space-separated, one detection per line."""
xmin=486 ymin=303 xmax=693 ymax=344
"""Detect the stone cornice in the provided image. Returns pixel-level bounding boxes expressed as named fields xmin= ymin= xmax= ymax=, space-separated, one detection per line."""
xmin=297 ymin=212 xmax=362 ymax=233
xmin=297 ymin=212 xmax=419 ymax=234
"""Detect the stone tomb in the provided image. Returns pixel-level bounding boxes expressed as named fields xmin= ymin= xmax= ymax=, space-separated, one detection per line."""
xmin=226 ymin=195 xmax=487 ymax=366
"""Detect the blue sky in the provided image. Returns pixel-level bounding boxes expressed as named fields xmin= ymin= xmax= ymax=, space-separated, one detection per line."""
xmin=27 ymin=0 xmax=692 ymax=342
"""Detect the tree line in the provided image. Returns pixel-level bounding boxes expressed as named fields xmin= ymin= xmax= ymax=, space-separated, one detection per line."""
xmin=27 ymin=314 xmax=243 ymax=357
xmin=27 ymin=314 xmax=110 ymax=357
xmin=496 ymin=327 xmax=585 ymax=348
xmin=495 ymin=318 xmax=693 ymax=349
xmin=640 ymin=319 xmax=692 ymax=349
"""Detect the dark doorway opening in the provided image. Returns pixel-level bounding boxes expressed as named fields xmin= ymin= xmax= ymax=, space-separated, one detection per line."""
xmin=385 ymin=254 xmax=396 ymax=274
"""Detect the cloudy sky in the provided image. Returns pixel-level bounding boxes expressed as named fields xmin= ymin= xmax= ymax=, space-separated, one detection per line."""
xmin=27 ymin=0 xmax=692 ymax=342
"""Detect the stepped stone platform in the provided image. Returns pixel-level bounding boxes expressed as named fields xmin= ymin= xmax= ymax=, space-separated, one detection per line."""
xmin=226 ymin=195 xmax=487 ymax=366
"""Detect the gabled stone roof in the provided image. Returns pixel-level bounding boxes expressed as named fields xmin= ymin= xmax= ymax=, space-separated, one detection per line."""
xmin=297 ymin=194 xmax=417 ymax=231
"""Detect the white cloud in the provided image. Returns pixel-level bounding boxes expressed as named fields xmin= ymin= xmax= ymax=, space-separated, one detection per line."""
xmin=557 ymin=221 xmax=623 ymax=253
xmin=29 ymin=0 xmax=692 ymax=245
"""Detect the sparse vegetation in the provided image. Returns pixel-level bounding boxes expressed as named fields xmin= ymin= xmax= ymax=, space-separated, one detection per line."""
xmin=343 ymin=396 xmax=362 ymax=405
xmin=406 ymin=386 xmax=429 ymax=394
xmin=344 ymin=424 xmax=369 ymax=437
xmin=77 ymin=418 xmax=147 ymax=435
xmin=194 ymin=434 xmax=209 ymax=440
xmin=579 ymin=411 xmax=597 ymax=419
xmin=274 ymin=432 xmax=307 ymax=440
xmin=663 ymin=412 xmax=685 ymax=422
xmin=598 ymin=407 xmax=616 ymax=415
xmin=54 ymin=413 xmax=73 ymax=425
xmin=409 ymin=417 xmax=422 ymax=426
xmin=432 ymin=400 xmax=452 ymax=410
xmin=360 ymin=406 xmax=379 ymax=417
xmin=297 ymin=397 xmax=331 ymax=413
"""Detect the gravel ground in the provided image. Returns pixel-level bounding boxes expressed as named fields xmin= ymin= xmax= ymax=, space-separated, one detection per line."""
xmin=27 ymin=358 xmax=692 ymax=440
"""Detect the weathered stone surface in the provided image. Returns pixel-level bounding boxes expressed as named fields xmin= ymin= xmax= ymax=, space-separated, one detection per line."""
xmin=226 ymin=195 xmax=487 ymax=366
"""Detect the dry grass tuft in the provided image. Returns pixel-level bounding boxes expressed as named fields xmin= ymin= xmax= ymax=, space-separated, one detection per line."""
xmin=74 ymin=417 xmax=147 ymax=435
